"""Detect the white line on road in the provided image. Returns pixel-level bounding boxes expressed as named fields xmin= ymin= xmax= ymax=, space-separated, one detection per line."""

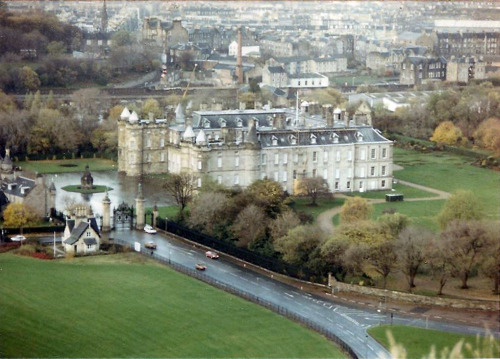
xmin=346 ymin=329 xmax=354 ymax=336
xmin=368 ymin=345 xmax=374 ymax=351
xmin=284 ymin=293 xmax=294 ymax=298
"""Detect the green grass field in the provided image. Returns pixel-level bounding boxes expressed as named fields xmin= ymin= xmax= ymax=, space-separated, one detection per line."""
xmin=393 ymin=148 xmax=500 ymax=221
xmin=0 ymin=253 xmax=345 ymax=358
xmin=290 ymin=197 xmax=345 ymax=220
xmin=18 ymin=158 xmax=117 ymax=174
xmin=368 ymin=325 xmax=499 ymax=359
xmin=344 ymin=182 xmax=438 ymax=200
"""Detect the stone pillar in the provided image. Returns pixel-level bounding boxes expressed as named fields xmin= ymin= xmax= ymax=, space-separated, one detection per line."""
xmin=135 ymin=183 xmax=145 ymax=230
xmin=49 ymin=180 xmax=56 ymax=214
xmin=102 ymin=190 xmax=111 ymax=232
xmin=153 ymin=204 xmax=159 ymax=228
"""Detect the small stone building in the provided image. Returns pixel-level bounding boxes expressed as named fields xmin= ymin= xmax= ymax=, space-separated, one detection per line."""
xmin=63 ymin=206 xmax=101 ymax=255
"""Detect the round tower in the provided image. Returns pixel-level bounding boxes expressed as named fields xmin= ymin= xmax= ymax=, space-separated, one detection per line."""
xmin=135 ymin=183 xmax=145 ymax=230
xmin=102 ymin=189 xmax=111 ymax=232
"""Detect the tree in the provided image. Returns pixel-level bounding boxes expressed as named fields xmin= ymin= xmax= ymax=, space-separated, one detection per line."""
xmin=394 ymin=226 xmax=433 ymax=291
xmin=247 ymin=179 xmax=285 ymax=218
xmin=437 ymin=190 xmax=483 ymax=229
xmin=18 ymin=66 xmax=40 ymax=93
xmin=481 ymin=232 xmax=500 ymax=295
xmin=46 ymin=41 xmax=66 ymax=56
xmin=3 ymin=203 xmax=40 ymax=234
xmin=474 ymin=117 xmax=500 ymax=154
xmin=270 ymin=210 xmax=301 ymax=242
xmin=111 ymin=30 xmax=133 ymax=48
xmin=107 ymin=105 xmax=124 ymax=122
xmin=231 ymin=204 xmax=268 ymax=248
xmin=332 ymin=220 xmax=389 ymax=246
xmin=163 ymin=173 xmax=196 ymax=212
xmin=366 ymin=240 xmax=397 ymax=289
xmin=188 ymin=192 xmax=232 ymax=237
xmin=320 ymin=236 xmax=350 ymax=281
xmin=440 ymin=220 xmax=490 ymax=289
xmin=304 ymin=88 xmax=345 ymax=107
xmin=428 ymin=237 xmax=454 ymax=295
xmin=378 ymin=212 xmax=410 ymax=239
xmin=430 ymin=121 xmax=464 ymax=145
xmin=141 ymin=98 xmax=162 ymax=119
xmin=339 ymin=196 xmax=372 ymax=224
xmin=296 ymin=177 xmax=330 ymax=206
xmin=274 ymin=225 xmax=324 ymax=266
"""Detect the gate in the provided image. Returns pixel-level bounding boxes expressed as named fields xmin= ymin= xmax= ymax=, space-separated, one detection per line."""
xmin=113 ymin=202 xmax=135 ymax=230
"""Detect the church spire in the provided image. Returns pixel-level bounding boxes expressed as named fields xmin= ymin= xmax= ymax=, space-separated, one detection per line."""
xmin=100 ymin=0 xmax=108 ymax=34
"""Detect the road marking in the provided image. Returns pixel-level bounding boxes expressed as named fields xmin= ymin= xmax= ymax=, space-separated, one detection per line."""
xmin=250 ymin=281 xmax=258 ymax=286
xmin=314 ymin=311 xmax=323 ymax=316
xmin=346 ymin=329 xmax=354 ymax=336
xmin=339 ymin=313 xmax=360 ymax=326
xmin=327 ymin=318 xmax=334 ymax=323
xmin=284 ymin=293 xmax=294 ymax=298
xmin=368 ymin=345 xmax=374 ymax=351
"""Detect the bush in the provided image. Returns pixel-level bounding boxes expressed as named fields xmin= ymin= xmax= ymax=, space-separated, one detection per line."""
xmin=0 ymin=242 xmax=21 ymax=253
xmin=13 ymin=244 xmax=37 ymax=256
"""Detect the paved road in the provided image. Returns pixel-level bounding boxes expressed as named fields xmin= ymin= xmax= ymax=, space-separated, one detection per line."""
xmin=114 ymin=229 xmax=495 ymax=359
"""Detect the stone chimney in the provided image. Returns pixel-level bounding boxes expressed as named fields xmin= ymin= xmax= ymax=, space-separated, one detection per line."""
xmin=239 ymin=102 xmax=246 ymax=110
xmin=245 ymin=118 xmax=258 ymax=144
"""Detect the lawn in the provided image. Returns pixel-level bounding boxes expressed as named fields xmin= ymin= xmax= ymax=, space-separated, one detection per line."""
xmin=368 ymin=325 xmax=499 ymax=359
xmin=146 ymin=205 xmax=181 ymax=219
xmin=0 ymin=253 xmax=344 ymax=358
xmin=290 ymin=197 xmax=345 ymax=220
xmin=393 ymin=148 xmax=500 ymax=221
xmin=17 ymin=158 xmax=117 ymax=174
xmin=344 ymin=182 xmax=438 ymax=200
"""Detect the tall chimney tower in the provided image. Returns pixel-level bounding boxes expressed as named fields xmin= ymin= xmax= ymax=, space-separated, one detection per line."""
xmin=237 ymin=28 xmax=243 ymax=84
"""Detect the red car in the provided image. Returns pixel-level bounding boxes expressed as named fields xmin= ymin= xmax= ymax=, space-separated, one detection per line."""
xmin=195 ymin=263 xmax=207 ymax=271
xmin=205 ymin=251 xmax=219 ymax=259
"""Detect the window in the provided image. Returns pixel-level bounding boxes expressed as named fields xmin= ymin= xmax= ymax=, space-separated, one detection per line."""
xmin=293 ymin=170 xmax=297 ymax=179
xmin=274 ymin=171 xmax=279 ymax=181
xmin=381 ymin=180 xmax=386 ymax=188
xmin=382 ymin=166 xmax=386 ymax=176
xmin=146 ymin=153 xmax=151 ymax=162
xmin=323 ymin=169 xmax=327 ymax=179
xmin=360 ymin=167 xmax=365 ymax=177
xmin=347 ymin=181 xmax=351 ymax=189
xmin=347 ymin=151 xmax=352 ymax=161
xmin=146 ymin=138 xmax=151 ymax=148
xmin=298 ymin=81 xmax=301 ymax=86
xmin=130 ymin=140 xmax=135 ymax=149
xmin=323 ymin=151 xmax=328 ymax=163
xmin=272 ymin=136 xmax=278 ymax=146
xmin=382 ymin=148 xmax=387 ymax=158
xmin=235 ymin=156 xmax=240 ymax=167
xmin=360 ymin=149 xmax=366 ymax=160
xmin=312 ymin=169 xmax=317 ymax=177
xmin=294 ymin=153 xmax=299 ymax=163
xmin=313 ymin=152 xmax=317 ymax=162
xmin=291 ymin=136 xmax=297 ymax=145
xmin=198 ymin=161 xmax=202 ymax=170
xmin=336 ymin=151 xmax=340 ymax=162
xmin=371 ymin=149 xmax=376 ymax=159
xmin=335 ymin=169 xmax=340 ymax=178
xmin=359 ymin=181 xmax=363 ymax=190
xmin=234 ymin=175 xmax=239 ymax=185
xmin=283 ymin=171 xmax=287 ymax=182
xmin=86 ymin=231 xmax=91 ymax=237
xmin=217 ymin=176 xmax=222 ymax=184
xmin=160 ymin=152 xmax=165 ymax=162
xmin=335 ymin=181 xmax=339 ymax=190
xmin=197 ymin=178 xmax=202 ymax=188
xmin=87 ymin=244 xmax=92 ymax=249
xmin=283 ymin=153 xmax=288 ymax=164
xmin=261 ymin=154 xmax=267 ymax=165
xmin=217 ymin=156 xmax=222 ymax=168
xmin=311 ymin=134 xmax=317 ymax=144
xmin=274 ymin=153 xmax=279 ymax=165
xmin=370 ymin=166 xmax=375 ymax=176
xmin=160 ymin=138 xmax=165 ymax=147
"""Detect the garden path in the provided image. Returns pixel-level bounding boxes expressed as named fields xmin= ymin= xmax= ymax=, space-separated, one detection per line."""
xmin=316 ymin=180 xmax=451 ymax=234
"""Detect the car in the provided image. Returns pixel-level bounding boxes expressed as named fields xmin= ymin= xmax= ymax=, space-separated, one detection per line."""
xmin=145 ymin=242 xmax=157 ymax=249
xmin=195 ymin=263 xmax=207 ymax=271
xmin=11 ymin=235 xmax=26 ymax=242
xmin=205 ymin=251 xmax=219 ymax=259
xmin=144 ymin=225 xmax=157 ymax=234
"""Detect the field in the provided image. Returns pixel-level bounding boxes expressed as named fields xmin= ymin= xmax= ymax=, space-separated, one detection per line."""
xmin=290 ymin=197 xmax=345 ymax=220
xmin=393 ymin=148 xmax=500 ymax=221
xmin=0 ymin=253 xmax=344 ymax=358
xmin=368 ymin=325 xmax=499 ymax=359
xmin=17 ymin=158 xmax=117 ymax=174
xmin=344 ymin=182 xmax=438 ymax=200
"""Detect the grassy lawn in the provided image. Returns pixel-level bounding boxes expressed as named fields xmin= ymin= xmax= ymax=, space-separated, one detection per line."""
xmin=344 ymin=182 xmax=438 ymax=200
xmin=17 ymin=158 xmax=117 ymax=174
xmin=290 ymin=197 xmax=345 ymax=220
xmin=393 ymin=148 xmax=500 ymax=221
xmin=146 ymin=205 xmax=181 ymax=219
xmin=368 ymin=325 xmax=499 ymax=359
xmin=61 ymin=185 xmax=113 ymax=194
xmin=0 ymin=253 xmax=344 ymax=358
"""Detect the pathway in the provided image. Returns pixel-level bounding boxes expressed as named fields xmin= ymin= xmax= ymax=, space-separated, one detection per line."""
xmin=316 ymin=180 xmax=451 ymax=234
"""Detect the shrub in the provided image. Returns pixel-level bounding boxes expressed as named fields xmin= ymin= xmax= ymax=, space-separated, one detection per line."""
xmin=13 ymin=244 xmax=37 ymax=256
xmin=0 ymin=242 xmax=21 ymax=253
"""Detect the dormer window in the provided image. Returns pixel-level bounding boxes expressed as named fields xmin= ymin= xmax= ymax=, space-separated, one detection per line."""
xmin=290 ymin=135 xmax=297 ymax=145
xmin=310 ymin=134 xmax=317 ymax=145
xmin=331 ymin=133 xmax=339 ymax=144
xmin=272 ymin=135 xmax=278 ymax=146
xmin=237 ymin=118 xmax=243 ymax=127
xmin=357 ymin=132 xmax=364 ymax=142
xmin=203 ymin=118 xmax=210 ymax=129
xmin=219 ymin=118 xmax=227 ymax=128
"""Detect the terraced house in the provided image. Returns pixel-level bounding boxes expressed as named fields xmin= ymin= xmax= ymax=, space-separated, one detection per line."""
xmin=118 ymin=104 xmax=393 ymax=194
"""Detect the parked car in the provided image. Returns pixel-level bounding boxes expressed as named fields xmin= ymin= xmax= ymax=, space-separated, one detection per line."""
xmin=144 ymin=225 xmax=157 ymax=234
xmin=145 ymin=242 xmax=157 ymax=249
xmin=11 ymin=235 xmax=26 ymax=242
xmin=205 ymin=251 xmax=219 ymax=259
xmin=195 ymin=263 xmax=207 ymax=271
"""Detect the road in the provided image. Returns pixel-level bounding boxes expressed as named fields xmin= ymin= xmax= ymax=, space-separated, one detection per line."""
xmin=115 ymin=229 xmax=496 ymax=359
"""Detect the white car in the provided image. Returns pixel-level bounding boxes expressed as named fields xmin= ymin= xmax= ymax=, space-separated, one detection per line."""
xmin=11 ymin=235 xmax=26 ymax=242
xmin=144 ymin=225 xmax=157 ymax=234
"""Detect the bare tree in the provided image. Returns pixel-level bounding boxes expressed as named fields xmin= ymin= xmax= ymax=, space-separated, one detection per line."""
xmin=188 ymin=192 xmax=231 ymax=236
xmin=231 ymin=204 xmax=268 ymax=248
xmin=428 ymin=238 xmax=454 ymax=295
xmin=163 ymin=173 xmax=197 ymax=212
xmin=440 ymin=220 xmax=489 ymax=289
xmin=296 ymin=177 xmax=331 ymax=206
xmin=395 ymin=226 xmax=433 ymax=292
xmin=270 ymin=210 xmax=301 ymax=241
xmin=366 ymin=240 xmax=397 ymax=289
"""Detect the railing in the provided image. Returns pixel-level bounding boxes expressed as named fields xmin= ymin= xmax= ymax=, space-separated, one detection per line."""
xmin=112 ymin=238 xmax=358 ymax=359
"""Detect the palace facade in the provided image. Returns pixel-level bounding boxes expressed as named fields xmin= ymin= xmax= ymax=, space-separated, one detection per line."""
xmin=117 ymin=104 xmax=393 ymax=194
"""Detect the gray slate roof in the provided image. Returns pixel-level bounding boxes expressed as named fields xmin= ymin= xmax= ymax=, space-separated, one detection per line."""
xmin=1 ymin=176 xmax=36 ymax=198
